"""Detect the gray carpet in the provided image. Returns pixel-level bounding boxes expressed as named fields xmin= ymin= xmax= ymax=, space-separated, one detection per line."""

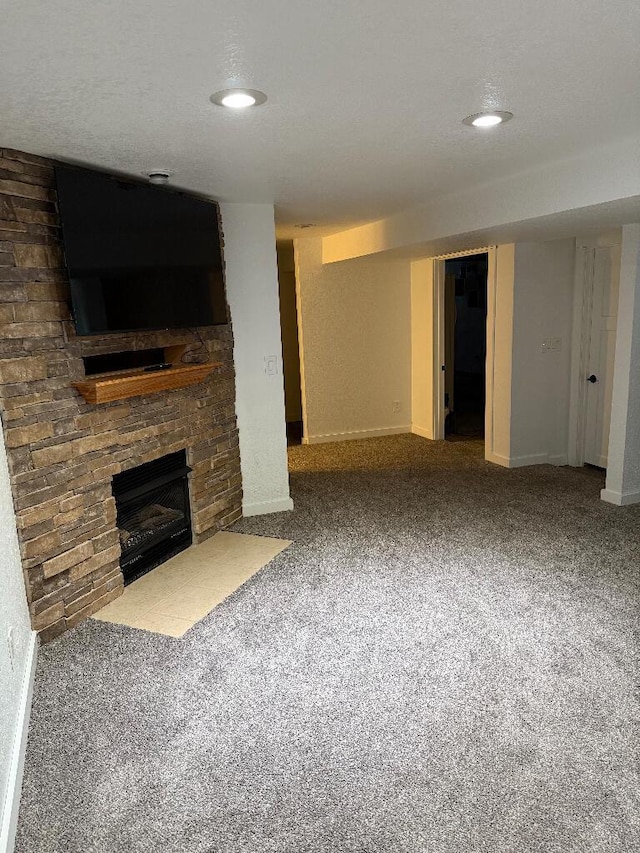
xmin=15 ymin=435 xmax=640 ymax=852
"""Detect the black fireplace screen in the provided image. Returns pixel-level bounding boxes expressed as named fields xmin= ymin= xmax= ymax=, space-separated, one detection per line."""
xmin=112 ymin=450 xmax=192 ymax=584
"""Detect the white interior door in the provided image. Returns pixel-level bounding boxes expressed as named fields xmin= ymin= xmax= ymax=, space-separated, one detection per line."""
xmin=584 ymin=244 xmax=621 ymax=468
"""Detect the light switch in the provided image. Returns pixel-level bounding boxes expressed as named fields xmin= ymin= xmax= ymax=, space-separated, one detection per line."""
xmin=541 ymin=338 xmax=562 ymax=352
xmin=264 ymin=355 xmax=278 ymax=375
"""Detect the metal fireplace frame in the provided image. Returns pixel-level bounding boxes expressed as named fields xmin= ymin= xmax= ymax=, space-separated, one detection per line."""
xmin=112 ymin=450 xmax=193 ymax=585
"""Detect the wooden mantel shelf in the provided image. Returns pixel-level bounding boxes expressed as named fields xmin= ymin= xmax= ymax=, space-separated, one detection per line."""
xmin=73 ymin=362 xmax=221 ymax=404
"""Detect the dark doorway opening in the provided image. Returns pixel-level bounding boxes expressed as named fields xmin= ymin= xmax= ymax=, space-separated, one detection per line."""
xmin=444 ymin=253 xmax=488 ymax=441
xmin=277 ymin=240 xmax=303 ymax=447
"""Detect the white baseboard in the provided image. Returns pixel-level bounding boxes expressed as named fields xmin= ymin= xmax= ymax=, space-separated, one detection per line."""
xmin=600 ymin=488 xmax=640 ymax=506
xmin=507 ymin=453 xmax=552 ymax=468
xmin=302 ymin=425 xmax=411 ymax=446
xmin=410 ymin=424 xmax=434 ymax=440
xmin=484 ymin=450 xmax=511 ymax=468
xmin=242 ymin=496 xmax=294 ymax=517
xmin=0 ymin=631 xmax=38 ymax=853
xmin=486 ymin=451 xmax=566 ymax=469
xmin=549 ymin=454 xmax=568 ymax=466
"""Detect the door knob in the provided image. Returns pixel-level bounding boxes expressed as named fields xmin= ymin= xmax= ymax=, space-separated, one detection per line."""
xmin=587 ymin=374 xmax=598 ymax=383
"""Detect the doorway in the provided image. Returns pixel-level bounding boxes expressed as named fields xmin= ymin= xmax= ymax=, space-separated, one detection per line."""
xmin=276 ymin=241 xmax=304 ymax=446
xmin=443 ymin=253 xmax=488 ymax=441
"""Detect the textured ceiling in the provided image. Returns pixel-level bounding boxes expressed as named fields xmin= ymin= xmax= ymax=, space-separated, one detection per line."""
xmin=2 ymin=0 xmax=639 ymax=237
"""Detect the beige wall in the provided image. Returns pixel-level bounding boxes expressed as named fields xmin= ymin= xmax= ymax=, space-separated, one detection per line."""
xmin=294 ymin=237 xmax=411 ymax=443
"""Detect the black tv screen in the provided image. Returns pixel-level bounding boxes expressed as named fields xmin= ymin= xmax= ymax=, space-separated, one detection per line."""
xmin=55 ymin=165 xmax=227 ymax=336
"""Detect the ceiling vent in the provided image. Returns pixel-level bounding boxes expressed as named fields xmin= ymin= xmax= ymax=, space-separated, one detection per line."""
xmin=146 ymin=170 xmax=173 ymax=186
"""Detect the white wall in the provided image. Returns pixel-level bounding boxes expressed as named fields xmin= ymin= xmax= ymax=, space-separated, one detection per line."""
xmin=0 ymin=422 xmax=36 ymax=853
xmin=509 ymin=239 xmax=575 ymax=465
xmin=323 ymin=134 xmax=640 ymax=264
xmin=219 ymin=204 xmax=293 ymax=516
xmin=602 ymin=224 xmax=640 ymax=505
xmin=294 ymin=237 xmax=412 ymax=443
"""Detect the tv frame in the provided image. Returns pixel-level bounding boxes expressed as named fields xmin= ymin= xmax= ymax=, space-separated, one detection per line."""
xmin=54 ymin=163 xmax=228 ymax=337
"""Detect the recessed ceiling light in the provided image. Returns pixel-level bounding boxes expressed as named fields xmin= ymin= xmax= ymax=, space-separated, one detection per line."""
xmin=462 ymin=111 xmax=513 ymax=128
xmin=295 ymin=223 xmax=315 ymax=229
xmin=210 ymin=88 xmax=268 ymax=109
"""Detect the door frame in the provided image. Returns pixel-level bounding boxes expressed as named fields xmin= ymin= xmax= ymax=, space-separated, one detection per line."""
xmin=432 ymin=257 xmax=446 ymax=440
xmin=567 ymin=237 xmax=620 ymax=467
xmin=431 ymin=247 xmax=496 ymax=452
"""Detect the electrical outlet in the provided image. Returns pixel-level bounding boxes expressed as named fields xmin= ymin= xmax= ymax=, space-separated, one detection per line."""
xmin=392 ymin=400 xmax=401 ymax=413
xmin=7 ymin=627 xmax=15 ymax=672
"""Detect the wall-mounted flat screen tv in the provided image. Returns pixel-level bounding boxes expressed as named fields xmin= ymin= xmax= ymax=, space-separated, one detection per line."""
xmin=55 ymin=165 xmax=227 ymax=336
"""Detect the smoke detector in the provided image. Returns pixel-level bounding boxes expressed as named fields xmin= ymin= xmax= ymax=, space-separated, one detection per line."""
xmin=145 ymin=170 xmax=173 ymax=185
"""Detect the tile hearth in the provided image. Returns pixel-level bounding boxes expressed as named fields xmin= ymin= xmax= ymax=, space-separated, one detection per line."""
xmin=91 ymin=531 xmax=291 ymax=637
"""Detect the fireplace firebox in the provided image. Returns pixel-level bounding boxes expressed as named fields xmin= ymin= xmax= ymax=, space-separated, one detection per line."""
xmin=112 ymin=450 xmax=192 ymax=584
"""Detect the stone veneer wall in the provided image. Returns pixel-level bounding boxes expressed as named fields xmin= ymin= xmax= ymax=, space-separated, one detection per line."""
xmin=0 ymin=147 xmax=242 ymax=641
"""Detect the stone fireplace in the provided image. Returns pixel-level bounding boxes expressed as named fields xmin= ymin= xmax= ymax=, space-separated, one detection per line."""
xmin=0 ymin=147 xmax=242 ymax=641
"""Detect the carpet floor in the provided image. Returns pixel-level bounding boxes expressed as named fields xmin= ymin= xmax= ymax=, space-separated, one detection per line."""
xmin=15 ymin=435 xmax=640 ymax=852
